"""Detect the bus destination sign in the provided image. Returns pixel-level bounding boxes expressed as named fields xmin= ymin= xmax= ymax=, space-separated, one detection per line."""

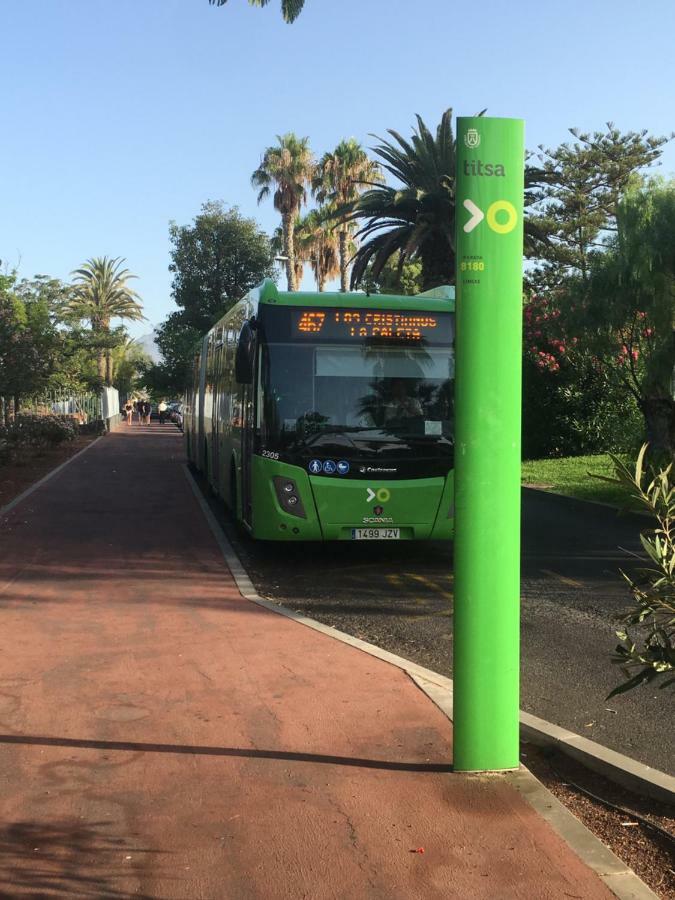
xmin=292 ymin=308 xmax=450 ymax=343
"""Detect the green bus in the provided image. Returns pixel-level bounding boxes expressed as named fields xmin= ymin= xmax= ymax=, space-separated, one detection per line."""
xmin=185 ymin=279 xmax=455 ymax=541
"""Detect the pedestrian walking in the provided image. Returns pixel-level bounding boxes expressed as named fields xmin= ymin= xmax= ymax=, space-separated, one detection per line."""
xmin=158 ymin=400 xmax=168 ymax=425
xmin=124 ymin=400 xmax=133 ymax=425
xmin=134 ymin=399 xmax=144 ymax=425
xmin=143 ymin=400 xmax=152 ymax=425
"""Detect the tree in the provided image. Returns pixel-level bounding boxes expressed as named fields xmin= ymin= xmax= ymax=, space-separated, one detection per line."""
xmin=294 ymin=209 xmax=340 ymax=292
xmin=111 ymin=339 xmax=152 ymax=398
xmin=313 ymin=139 xmax=382 ymax=291
xmin=0 ymin=274 xmax=69 ymax=420
xmin=143 ymin=313 xmax=204 ymax=396
xmin=65 ymin=257 xmax=144 ymax=385
xmin=526 ymin=124 xmax=671 ymax=290
xmin=580 ymin=180 xmax=675 ymax=452
xmin=346 ymin=110 xmax=458 ymax=291
xmin=208 ymin=0 xmax=305 ymax=22
xmin=146 ymin=202 xmax=275 ymax=394
xmin=252 ymin=134 xmax=314 ymax=290
xmin=361 ymin=253 xmax=423 ymax=296
xmin=169 ymin=202 xmax=275 ymax=333
xmin=0 ymin=275 xmax=48 ymax=419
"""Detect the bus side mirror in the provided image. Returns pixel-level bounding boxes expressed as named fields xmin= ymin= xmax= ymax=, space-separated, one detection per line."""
xmin=235 ymin=320 xmax=255 ymax=384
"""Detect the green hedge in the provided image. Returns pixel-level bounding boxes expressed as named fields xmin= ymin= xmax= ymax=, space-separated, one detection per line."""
xmin=1 ymin=414 xmax=78 ymax=449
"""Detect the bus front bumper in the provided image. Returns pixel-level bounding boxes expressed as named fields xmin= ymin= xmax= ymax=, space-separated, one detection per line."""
xmin=250 ymin=456 xmax=454 ymax=541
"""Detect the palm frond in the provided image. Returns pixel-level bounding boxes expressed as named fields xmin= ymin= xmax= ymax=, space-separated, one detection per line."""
xmin=208 ymin=0 xmax=305 ymax=23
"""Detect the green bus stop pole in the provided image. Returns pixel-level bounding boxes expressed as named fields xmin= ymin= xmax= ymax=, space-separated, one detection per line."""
xmin=453 ymin=117 xmax=524 ymax=772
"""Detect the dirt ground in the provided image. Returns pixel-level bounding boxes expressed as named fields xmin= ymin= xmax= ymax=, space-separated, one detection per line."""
xmin=523 ymin=744 xmax=675 ymax=899
xmin=0 ymin=433 xmax=98 ymax=508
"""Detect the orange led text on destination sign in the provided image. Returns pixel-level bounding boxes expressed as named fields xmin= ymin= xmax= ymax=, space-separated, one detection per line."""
xmin=296 ymin=310 xmax=439 ymax=340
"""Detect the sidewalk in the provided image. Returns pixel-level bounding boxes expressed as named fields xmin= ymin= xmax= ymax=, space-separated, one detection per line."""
xmin=0 ymin=426 xmax=624 ymax=899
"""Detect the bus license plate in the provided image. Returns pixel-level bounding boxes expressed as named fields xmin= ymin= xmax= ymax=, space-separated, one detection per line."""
xmin=351 ymin=528 xmax=400 ymax=540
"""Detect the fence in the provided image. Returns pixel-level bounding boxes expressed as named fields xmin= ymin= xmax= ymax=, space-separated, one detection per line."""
xmin=1 ymin=388 xmax=120 ymax=431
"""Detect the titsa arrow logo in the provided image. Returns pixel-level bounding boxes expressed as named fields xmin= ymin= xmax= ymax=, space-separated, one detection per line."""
xmin=463 ymin=199 xmax=484 ymax=233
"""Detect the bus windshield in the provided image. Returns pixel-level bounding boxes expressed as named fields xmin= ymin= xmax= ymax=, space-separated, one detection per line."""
xmin=260 ymin=339 xmax=454 ymax=460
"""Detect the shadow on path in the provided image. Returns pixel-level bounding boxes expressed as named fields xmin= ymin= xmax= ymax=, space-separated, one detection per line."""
xmin=0 ymin=733 xmax=453 ymax=773
xmin=0 ymin=818 xmax=167 ymax=899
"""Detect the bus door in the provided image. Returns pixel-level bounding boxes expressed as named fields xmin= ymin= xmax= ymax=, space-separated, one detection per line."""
xmin=212 ymin=337 xmax=224 ymax=494
xmin=235 ymin=317 xmax=257 ymax=528
xmin=240 ymin=383 xmax=255 ymax=526
xmin=196 ymin=335 xmax=209 ymax=468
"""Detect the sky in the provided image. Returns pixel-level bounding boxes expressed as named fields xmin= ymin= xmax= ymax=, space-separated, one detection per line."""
xmin=2 ymin=0 xmax=674 ymax=340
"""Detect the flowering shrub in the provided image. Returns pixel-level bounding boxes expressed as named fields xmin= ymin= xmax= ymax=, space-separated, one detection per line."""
xmin=523 ymin=294 xmax=568 ymax=372
xmin=522 ymin=292 xmax=643 ymax=457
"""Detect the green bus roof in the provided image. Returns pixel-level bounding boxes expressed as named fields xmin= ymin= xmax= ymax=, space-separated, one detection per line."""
xmin=255 ymin=279 xmax=455 ymax=313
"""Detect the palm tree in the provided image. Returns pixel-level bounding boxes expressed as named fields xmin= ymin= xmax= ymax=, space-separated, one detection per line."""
xmin=295 ymin=209 xmax=340 ymax=292
xmin=67 ymin=257 xmax=144 ymax=385
xmin=347 ymin=109 xmax=550 ymax=292
xmin=346 ymin=111 xmax=458 ymax=291
xmin=251 ymin=134 xmax=315 ymax=291
xmin=208 ymin=0 xmax=305 ymax=23
xmin=313 ymin=139 xmax=383 ymax=291
xmin=271 ymin=223 xmax=304 ymax=286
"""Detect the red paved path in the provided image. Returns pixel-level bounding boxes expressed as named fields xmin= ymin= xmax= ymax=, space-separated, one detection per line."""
xmin=0 ymin=427 xmax=614 ymax=898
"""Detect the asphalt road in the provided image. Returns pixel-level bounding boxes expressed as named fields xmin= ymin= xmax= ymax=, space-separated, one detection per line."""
xmin=203 ymin=482 xmax=673 ymax=775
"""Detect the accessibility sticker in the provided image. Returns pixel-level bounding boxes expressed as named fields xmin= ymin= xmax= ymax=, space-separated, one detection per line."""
xmin=337 ymin=460 xmax=350 ymax=475
xmin=308 ymin=459 xmax=322 ymax=475
xmin=323 ymin=460 xmax=337 ymax=475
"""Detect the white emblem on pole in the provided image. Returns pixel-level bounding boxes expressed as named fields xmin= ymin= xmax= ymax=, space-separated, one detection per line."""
xmin=464 ymin=128 xmax=480 ymax=148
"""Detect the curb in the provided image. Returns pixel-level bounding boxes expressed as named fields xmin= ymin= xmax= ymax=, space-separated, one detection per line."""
xmin=522 ymin=484 xmax=651 ymax=519
xmin=0 ymin=434 xmax=105 ymax=522
xmin=520 ymin=709 xmax=675 ymax=805
xmin=184 ymin=465 xmax=667 ymax=900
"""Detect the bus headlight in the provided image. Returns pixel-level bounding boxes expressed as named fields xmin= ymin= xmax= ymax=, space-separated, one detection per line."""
xmin=273 ymin=476 xmax=306 ymax=519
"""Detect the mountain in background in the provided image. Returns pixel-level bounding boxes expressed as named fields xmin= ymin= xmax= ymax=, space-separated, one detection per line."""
xmin=135 ymin=331 xmax=162 ymax=363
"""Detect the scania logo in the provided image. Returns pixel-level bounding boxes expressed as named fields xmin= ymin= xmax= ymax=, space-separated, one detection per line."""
xmin=373 ymin=505 xmax=384 ymax=515
xmin=464 ymin=128 xmax=480 ymax=149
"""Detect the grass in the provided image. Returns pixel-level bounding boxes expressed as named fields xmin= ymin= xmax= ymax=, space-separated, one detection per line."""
xmin=521 ymin=453 xmax=640 ymax=509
